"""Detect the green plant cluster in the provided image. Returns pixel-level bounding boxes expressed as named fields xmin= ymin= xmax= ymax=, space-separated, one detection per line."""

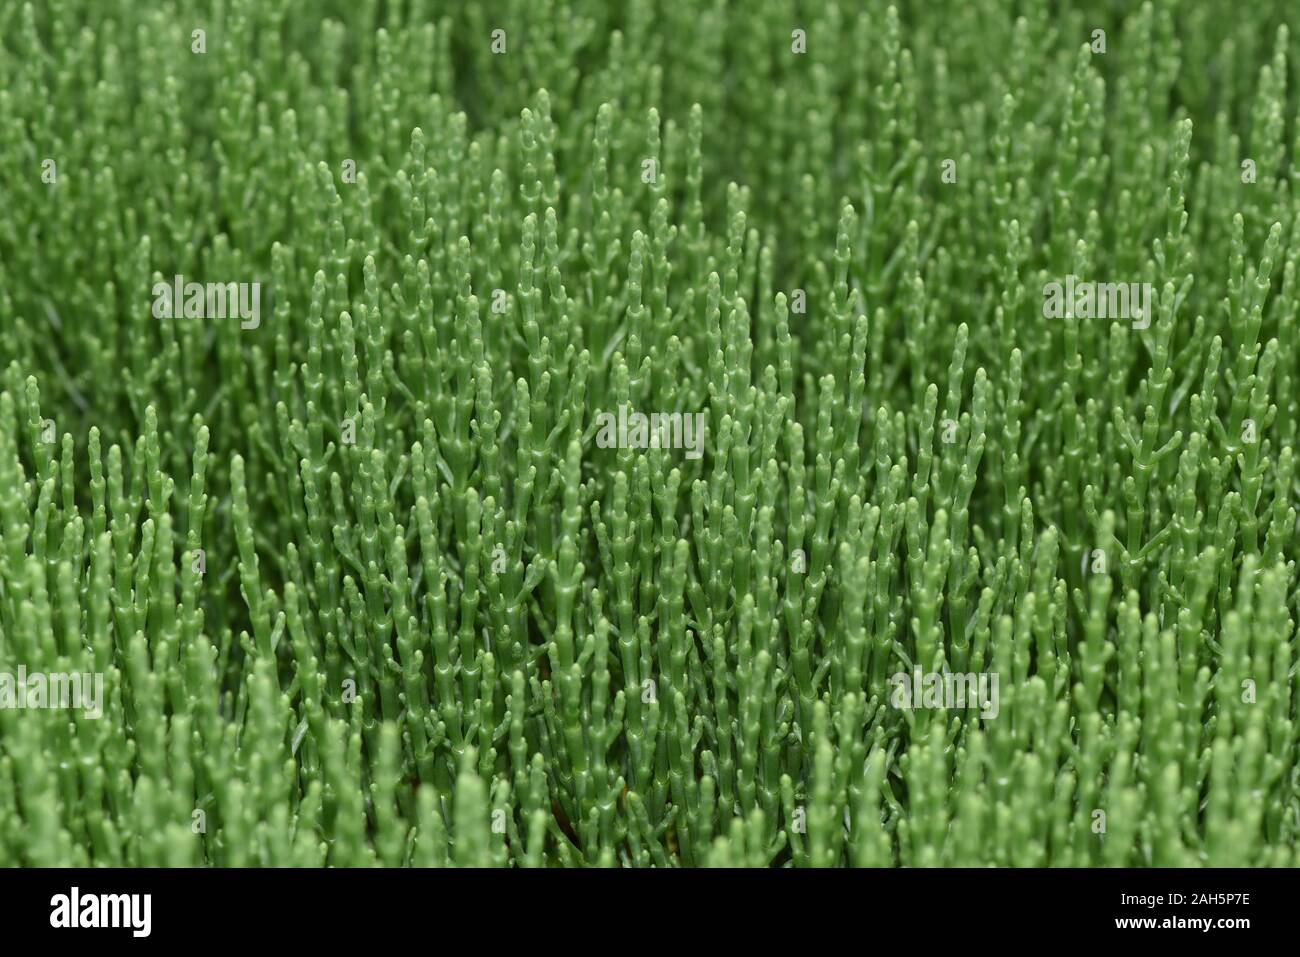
xmin=2 ymin=0 xmax=1300 ymax=866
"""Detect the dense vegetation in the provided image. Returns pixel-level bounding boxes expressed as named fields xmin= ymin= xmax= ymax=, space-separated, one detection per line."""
xmin=2 ymin=0 xmax=1299 ymax=866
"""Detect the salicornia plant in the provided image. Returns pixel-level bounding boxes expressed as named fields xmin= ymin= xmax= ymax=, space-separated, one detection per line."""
xmin=1 ymin=0 xmax=1299 ymax=867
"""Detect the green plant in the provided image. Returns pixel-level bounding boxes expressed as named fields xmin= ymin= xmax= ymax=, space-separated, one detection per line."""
xmin=1 ymin=0 xmax=1299 ymax=867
